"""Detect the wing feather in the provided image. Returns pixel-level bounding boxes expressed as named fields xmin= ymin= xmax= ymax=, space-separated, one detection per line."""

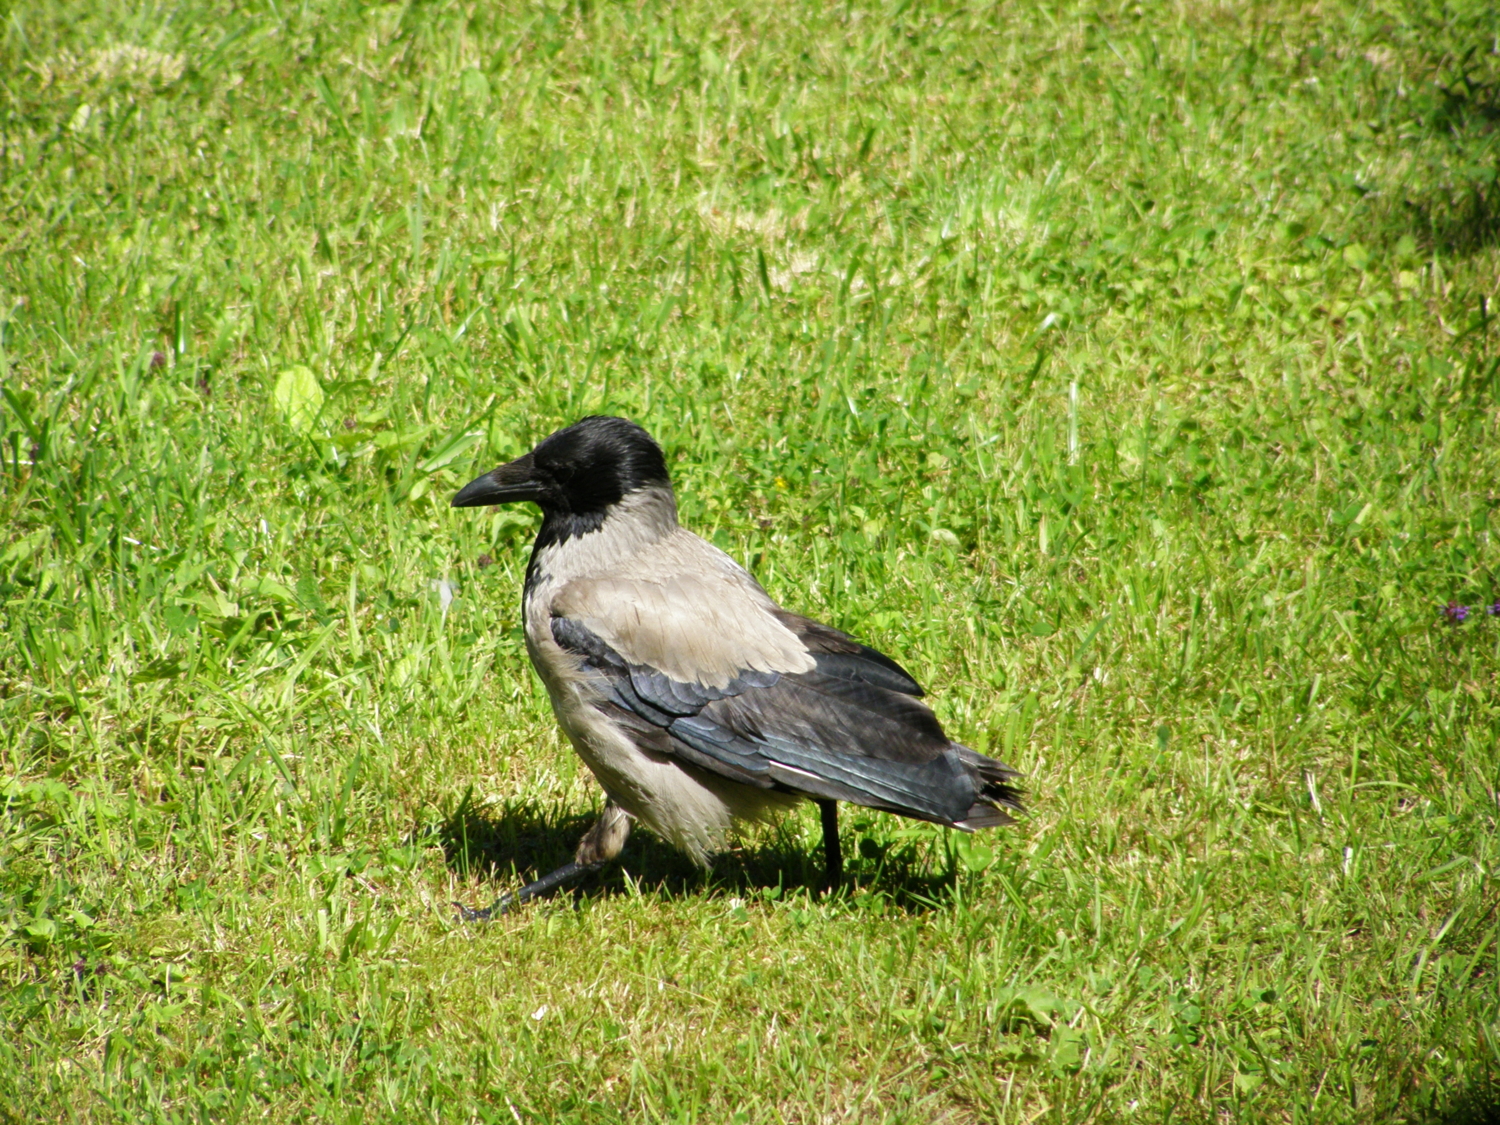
xmin=553 ymin=612 xmax=1022 ymax=827
xmin=771 ymin=609 xmax=926 ymax=697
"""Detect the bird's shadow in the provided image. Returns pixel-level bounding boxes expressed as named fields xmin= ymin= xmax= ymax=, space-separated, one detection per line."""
xmin=1393 ymin=53 xmax=1500 ymax=256
xmin=437 ymin=789 xmax=967 ymax=915
xmin=1427 ymin=1079 xmax=1500 ymax=1125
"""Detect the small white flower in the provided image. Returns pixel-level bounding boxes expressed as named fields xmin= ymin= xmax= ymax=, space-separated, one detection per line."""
xmin=430 ymin=578 xmax=459 ymax=612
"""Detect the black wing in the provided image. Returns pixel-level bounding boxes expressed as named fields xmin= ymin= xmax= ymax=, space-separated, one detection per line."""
xmin=552 ymin=611 xmax=1022 ymax=828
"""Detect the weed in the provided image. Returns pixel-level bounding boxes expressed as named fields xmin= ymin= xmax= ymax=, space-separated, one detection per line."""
xmin=2 ymin=0 xmax=1498 ymax=1121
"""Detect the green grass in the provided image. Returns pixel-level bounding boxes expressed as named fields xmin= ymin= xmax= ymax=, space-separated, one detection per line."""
xmin=3 ymin=0 xmax=1499 ymax=1120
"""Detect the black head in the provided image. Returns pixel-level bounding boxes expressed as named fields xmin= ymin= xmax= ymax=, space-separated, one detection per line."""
xmin=451 ymin=416 xmax=672 ymax=521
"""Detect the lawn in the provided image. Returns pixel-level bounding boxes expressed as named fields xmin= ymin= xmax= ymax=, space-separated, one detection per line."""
xmin=2 ymin=0 xmax=1499 ymax=1120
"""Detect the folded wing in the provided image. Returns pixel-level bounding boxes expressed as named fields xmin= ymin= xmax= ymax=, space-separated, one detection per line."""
xmin=550 ymin=580 xmax=1022 ymax=829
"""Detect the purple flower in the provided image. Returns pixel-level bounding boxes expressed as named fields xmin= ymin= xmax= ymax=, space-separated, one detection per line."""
xmin=1443 ymin=602 xmax=1470 ymax=624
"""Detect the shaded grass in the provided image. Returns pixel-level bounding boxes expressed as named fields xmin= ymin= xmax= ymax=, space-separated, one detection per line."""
xmin=2 ymin=0 xmax=1499 ymax=1121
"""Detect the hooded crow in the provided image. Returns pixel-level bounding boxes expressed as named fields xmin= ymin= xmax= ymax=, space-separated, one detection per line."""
xmin=451 ymin=416 xmax=1022 ymax=917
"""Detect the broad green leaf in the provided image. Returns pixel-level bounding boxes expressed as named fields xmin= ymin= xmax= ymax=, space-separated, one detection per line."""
xmin=273 ymin=365 xmax=325 ymax=433
xmin=418 ymin=430 xmax=486 ymax=474
xmin=2 ymin=528 xmax=49 ymax=566
xmin=163 ymin=602 xmax=199 ymax=635
xmin=253 ymin=576 xmax=297 ymax=604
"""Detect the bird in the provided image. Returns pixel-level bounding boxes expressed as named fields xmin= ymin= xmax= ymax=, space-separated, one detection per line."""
xmin=450 ymin=416 xmax=1022 ymax=917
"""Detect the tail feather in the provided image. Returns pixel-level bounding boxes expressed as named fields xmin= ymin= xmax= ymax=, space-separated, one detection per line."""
xmin=952 ymin=742 xmax=1025 ymax=829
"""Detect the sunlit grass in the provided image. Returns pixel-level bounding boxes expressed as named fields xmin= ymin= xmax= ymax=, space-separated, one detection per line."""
xmin=2 ymin=0 xmax=1498 ymax=1121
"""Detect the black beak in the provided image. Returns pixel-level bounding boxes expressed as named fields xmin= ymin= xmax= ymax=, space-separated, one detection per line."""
xmin=452 ymin=453 xmax=543 ymax=507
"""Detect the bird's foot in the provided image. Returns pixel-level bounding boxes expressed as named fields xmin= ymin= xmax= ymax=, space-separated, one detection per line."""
xmin=453 ymin=859 xmax=604 ymax=923
xmin=453 ymin=894 xmax=517 ymax=924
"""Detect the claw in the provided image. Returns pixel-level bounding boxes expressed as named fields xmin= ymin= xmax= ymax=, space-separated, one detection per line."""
xmin=452 ymin=860 xmax=598 ymax=923
xmin=453 ymin=895 xmax=515 ymax=923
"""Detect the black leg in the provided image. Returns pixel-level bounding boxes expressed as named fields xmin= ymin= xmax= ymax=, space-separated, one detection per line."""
xmin=455 ymin=860 xmax=602 ymax=922
xmin=817 ymin=799 xmax=841 ymax=892
xmin=455 ymin=802 xmax=633 ymax=923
